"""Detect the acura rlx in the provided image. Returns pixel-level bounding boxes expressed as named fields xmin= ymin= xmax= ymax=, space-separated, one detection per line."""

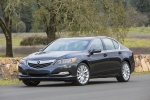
xmin=19 ymin=36 xmax=135 ymax=86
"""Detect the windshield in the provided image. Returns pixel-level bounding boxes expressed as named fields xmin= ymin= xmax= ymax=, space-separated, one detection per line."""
xmin=43 ymin=39 xmax=91 ymax=52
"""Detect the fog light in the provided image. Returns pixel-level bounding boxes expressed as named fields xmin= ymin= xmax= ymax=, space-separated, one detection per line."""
xmin=58 ymin=72 xmax=70 ymax=75
xmin=18 ymin=72 xmax=23 ymax=75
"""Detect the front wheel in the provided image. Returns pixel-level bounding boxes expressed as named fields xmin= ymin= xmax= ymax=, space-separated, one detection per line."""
xmin=22 ymin=80 xmax=40 ymax=86
xmin=73 ymin=63 xmax=90 ymax=85
xmin=116 ymin=61 xmax=131 ymax=82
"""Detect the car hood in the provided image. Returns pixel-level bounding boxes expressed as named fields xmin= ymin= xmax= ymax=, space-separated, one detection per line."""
xmin=24 ymin=51 xmax=83 ymax=61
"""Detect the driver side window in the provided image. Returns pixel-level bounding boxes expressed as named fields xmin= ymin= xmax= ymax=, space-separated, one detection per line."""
xmin=90 ymin=39 xmax=103 ymax=51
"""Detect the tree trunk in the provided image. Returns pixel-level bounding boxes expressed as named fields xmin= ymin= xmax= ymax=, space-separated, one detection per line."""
xmin=46 ymin=14 xmax=56 ymax=43
xmin=46 ymin=26 xmax=56 ymax=43
xmin=5 ymin=32 xmax=13 ymax=57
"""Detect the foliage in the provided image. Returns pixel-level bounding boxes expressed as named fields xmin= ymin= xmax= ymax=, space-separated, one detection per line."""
xmin=20 ymin=2 xmax=36 ymax=32
xmin=101 ymin=0 xmax=130 ymax=42
xmin=30 ymin=0 xmax=130 ymax=43
xmin=16 ymin=21 xmax=26 ymax=33
xmin=126 ymin=6 xmax=149 ymax=27
xmin=128 ymin=0 xmax=150 ymax=13
xmin=126 ymin=0 xmax=150 ymax=26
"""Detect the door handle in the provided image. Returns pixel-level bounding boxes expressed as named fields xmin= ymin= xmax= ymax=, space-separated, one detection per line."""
xmin=118 ymin=51 xmax=122 ymax=54
xmin=103 ymin=54 xmax=107 ymax=57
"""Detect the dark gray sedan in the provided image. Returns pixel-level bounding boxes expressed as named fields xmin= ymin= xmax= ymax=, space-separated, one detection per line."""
xmin=19 ymin=36 xmax=135 ymax=86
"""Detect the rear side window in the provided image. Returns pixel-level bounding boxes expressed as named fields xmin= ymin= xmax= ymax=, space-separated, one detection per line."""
xmin=102 ymin=38 xmax=115 ymax=50
xmin=112 ymin=40 xmax=119 ymax=49
xmin=90 ymin=39 xmax=103 ymax=50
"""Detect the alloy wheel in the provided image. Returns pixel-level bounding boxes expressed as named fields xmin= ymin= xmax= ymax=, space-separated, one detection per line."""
xmin=76 ymin=64 xmax=90 ymax=85
xmin=122 ymin=63 xmax=130 ymax=81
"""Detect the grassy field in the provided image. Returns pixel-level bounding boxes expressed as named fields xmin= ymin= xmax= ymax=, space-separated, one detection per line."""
xmin=123 ymin=38 xmax=150 ymax=48
xmin=0 ymin=33 xmax=46 ymax=46
xmin=0 ymin=27 xmax=150 ymax=56
xmin=0 ymin=79 xmax=21 ymax=86
xmin=1 ymin=34 xmax=150 ymax=48
xmin=128 ymin=27 xmax=150 ymax=34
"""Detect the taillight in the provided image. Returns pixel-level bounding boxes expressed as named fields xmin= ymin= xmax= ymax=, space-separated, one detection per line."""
xmin=130 ymin=50 xmax=134 ymax=55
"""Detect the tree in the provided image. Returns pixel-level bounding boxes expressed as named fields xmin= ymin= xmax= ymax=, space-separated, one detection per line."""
xmin=32 ymin=0 xmax=100 ymax=42
xmin=101 ymin=0 xmax=130 ymax=42
xmin=31 ymin=0 xmax=129 ymax=43
xmin=126 ymin=0 xmax=150 ymax=26
xmin=20 ymin=3 xmax=35 ymax=32
xmin=0 ymin=0 xmax=24 ymax=57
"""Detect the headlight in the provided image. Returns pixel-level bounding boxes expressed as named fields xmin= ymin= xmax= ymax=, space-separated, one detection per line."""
xmin=20 ymin=59 xmax=27 ymax=65
xmin=56 ymin=58 xmax=77 ymax=64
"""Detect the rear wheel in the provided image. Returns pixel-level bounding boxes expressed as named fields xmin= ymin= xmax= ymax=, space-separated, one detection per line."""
xmin=22 ymin=80 xmax=40 ymax=86
xmin=73 ymin=63 xmax=90 ymax=85
xmin=116 ymin=61 xmax=131 ymax=82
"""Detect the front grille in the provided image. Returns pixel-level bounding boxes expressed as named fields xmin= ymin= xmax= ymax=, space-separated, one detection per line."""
xmin=28 ymin=62 xmax=52 ymax=68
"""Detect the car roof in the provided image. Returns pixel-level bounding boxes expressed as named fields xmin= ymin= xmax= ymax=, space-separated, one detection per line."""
xmin=59 ymin=36 xmax=120 ymax=44
xmin=59 ymin=36 xmax=108 ymax=40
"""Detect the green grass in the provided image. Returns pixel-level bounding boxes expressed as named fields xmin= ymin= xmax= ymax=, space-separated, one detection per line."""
xmin=0 ymin=35 xmax=24 ymax=46
xmin=123 ymin=38 xmax=150 ymax=48
xmin=0 ymin=54 xmax=6 ymax=57
xmin=129 ymin=27 xmax=150 ymax=34
xmin=0 ymin=37 xmax=21 ymax=46
xmin=132 ymin=72 xmax=150 ymax=75
xmin=0 ymin=33 xmax=46 ymax=46
xmin=0 ymin=79 xmax=21 ymax=86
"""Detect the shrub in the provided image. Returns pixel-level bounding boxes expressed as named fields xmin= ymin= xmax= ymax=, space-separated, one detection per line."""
xmin=20 ymin=36 xmax=48 ymax=46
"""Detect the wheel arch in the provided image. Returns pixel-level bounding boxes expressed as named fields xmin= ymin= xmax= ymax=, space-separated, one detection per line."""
xmin=80 ymin=60 xmax=90 ymax=70
xmin=123 ymin=58 xmax=131 ymax=71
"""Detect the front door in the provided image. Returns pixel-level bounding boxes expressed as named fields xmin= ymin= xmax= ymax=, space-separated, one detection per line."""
xmin=87 ymin=38 xmax=109 ymax=76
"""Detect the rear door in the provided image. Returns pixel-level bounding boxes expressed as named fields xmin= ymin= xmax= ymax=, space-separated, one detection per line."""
xmin=101 ymin=38 xmax=122 ymax=74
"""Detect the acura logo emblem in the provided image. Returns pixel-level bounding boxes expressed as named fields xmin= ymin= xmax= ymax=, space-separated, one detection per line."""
xmin=37 ymin=61 xmax=40 ymax=64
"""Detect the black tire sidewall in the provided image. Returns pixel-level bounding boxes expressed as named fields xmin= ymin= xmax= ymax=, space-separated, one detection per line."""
xmin=22 ymin=80 xmax=40 ymax=86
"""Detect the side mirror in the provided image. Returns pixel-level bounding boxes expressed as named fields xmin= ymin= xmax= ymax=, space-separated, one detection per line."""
xmin=89 ymin=49 xmax=101 ymax=55
xmin=39 ymin=49 xmax=43 ymax=52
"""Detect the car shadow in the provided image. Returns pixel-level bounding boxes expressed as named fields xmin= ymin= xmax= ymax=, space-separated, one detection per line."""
xmin=19 ymin=80 xmax=118 ymax=88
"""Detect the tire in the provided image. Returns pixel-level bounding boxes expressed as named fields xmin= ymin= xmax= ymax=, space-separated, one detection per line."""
xmin=22 ymin=80 xmax=40 ymax=86
xmin=73 ymin=63 xmax=90 ymax=85
xmin=116 ymin=61 xmax=131 ymax=82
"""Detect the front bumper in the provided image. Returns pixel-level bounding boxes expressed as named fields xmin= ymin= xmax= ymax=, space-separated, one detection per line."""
xmin=19 ymin=63 xmax=78 ymax=81
xmin=19 ymin=75 xmax=76 ymax=81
